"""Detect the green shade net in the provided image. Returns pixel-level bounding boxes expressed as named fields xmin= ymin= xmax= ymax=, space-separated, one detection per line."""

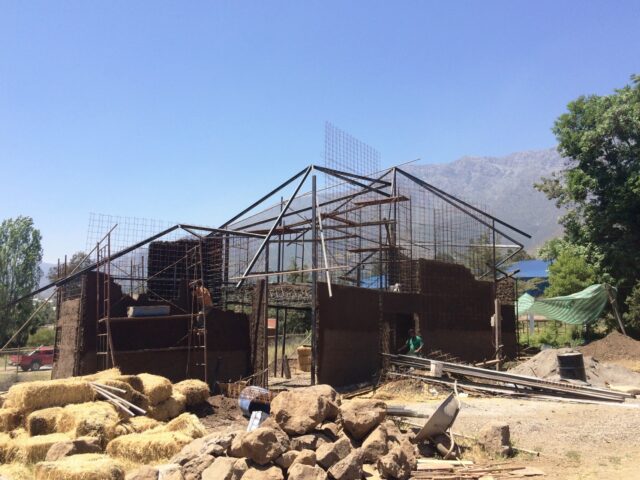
xmin=516 ymin=284 xmax=610 ymax=325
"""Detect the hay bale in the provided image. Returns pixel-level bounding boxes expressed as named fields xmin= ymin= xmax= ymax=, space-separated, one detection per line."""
xmin=57 ymin=402 xmax=120 ymax=447
xmin=0 ymin=463 xmax=31 ymax=480
xmin=147 ymin=391 xmax=186 ymax=422
xmin=35 ymin=453 xmax=125 ymax=480
xmin=26 ymin=407 xmax=63 ymax=436
xmin=4 ymin=378 xmax=94 ymax=412
xmin=106 ymin=431 xmax=192 ymax=463
xmin=114 ymin=416 xmax=161 ymax=436
xmin=0 ymin=432 xmax=16 ymax=463
xmin=11 ymin=433 xmax=71 ymax=463
xmin=83 ymin=369 xmax=122 ymax=382
xmin=161 ymin=413 xmax=206 ymax=439
xmin=0 ymin=408 xmax=21 ymax=432
xmin=173 ymin=379 xmax=210 ymax=406
xmin=137 ymin=373 xmax=172 ymax=405
xmin=114 ymin=375 xmax=144 ymax=393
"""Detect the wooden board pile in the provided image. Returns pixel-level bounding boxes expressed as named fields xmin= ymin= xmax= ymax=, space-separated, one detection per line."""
xmin=0 ymin=369 xmax=210 ymax=480
xmin=414 ymin=459 xmax=544 ymax=479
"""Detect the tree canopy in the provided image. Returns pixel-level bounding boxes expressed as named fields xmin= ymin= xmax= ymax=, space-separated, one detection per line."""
xmin=0 ymin=216 xmax=43 ymax=346
xmin=47 ymin=251 xmax=91 ymax=283
xmin=536 ymin=75 xmax=640 ymax=307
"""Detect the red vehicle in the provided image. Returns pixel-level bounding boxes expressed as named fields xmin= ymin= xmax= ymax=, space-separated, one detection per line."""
xmin=9 ymin=346 xmax=54 ymax=371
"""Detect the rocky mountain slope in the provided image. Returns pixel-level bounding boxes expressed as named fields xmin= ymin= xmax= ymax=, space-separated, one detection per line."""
xmin=405 ymin=147 xmax=566 ymax=251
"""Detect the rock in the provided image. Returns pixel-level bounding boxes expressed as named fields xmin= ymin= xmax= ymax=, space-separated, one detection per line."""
xmin=377 ymin=445 xmax=412 ymax=480
xmin=477 ymin=421 xmax=512 ymax=457
xmin=290 ymin=433 xmax=332 ymax=451
xmin=229 ymin=431 xmax=249 ymax=457
xmin=202 ymin=457 xmax=249 ymax=480
xmin=182 ymin=454 xmax=215 ymax=480
xmin=291 ymin=449 xmax=316 ymax=467
xmin=315 ymin=422 xmax=341 ymax=440
xmin=158 ymin=464 xmax=185 ymax=480
xmin=361 ymin=423 xmax=388 ymax=463
xmin=242 ymin=465 xmax=284 ymax=480
xmin=288 ymin=464 xmax=328 ymax=480
xmin=241 ymin=427 xmax=290 ymax=465
xmin=275 ymin=450 xmax=299 ymax=470
xmin=126 ymin=466 xmax=159 ymax=480
xmin=327 ymin=449 xmax=363 ymax=480
xmin=340 ymin=400 xmax=386 ymax=440
xmin=171 ymin=432 xmax=236 ymax=465
xmin=45 ymin=437 xmax=103 ymax=461
xmin=316 ymin=437 xmax=353 ymax=470
xmin=271 ymin=386 xmax=338 ymax=435
xmin=305 ymin=385 xmax=341 ymax=420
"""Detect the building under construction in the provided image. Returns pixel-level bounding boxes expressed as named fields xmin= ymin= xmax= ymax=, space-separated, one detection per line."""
xmin=44 ymin=125 xmax=529 ymax=389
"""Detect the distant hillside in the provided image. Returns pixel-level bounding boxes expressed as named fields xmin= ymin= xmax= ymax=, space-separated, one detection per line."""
xmin=406 ymin=147 xmax=567 ymax=251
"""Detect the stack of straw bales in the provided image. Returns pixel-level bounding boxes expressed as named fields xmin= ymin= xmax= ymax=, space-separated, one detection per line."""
xmin=0 ymin=369 xmax=211 ymax=479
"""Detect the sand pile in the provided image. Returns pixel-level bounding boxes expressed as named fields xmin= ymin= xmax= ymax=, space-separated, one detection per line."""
xmin=509 ymin=347 xmax=640 ymax=389
xmin=578 ymin=331 xmax=640 ymax=361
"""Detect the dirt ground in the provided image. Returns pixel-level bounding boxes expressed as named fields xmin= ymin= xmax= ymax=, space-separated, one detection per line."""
xmin=394 ymin=395 xmax=640 ymax=480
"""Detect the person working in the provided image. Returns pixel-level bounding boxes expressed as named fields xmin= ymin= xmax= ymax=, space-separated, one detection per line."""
xmin=399 ymin=328 xmax=424 ymax=356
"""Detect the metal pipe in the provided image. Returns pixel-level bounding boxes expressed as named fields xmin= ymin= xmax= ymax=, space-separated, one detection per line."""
xmin=311 ymin=174 xmax=318 ymax=385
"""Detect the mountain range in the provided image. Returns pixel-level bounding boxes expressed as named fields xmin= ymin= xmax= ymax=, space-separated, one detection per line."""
xmin=405 ymin=147 xmax=567 ymax=251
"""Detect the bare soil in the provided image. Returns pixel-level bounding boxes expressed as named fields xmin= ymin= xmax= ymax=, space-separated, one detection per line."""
xmin=388 ymin=393 xmax=640 ymax=479
xmin=578 ymin=331 xmax=640 ymax=362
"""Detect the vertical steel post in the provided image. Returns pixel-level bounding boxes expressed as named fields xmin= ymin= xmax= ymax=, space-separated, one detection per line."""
xmin=311 ymin=175 xmax=318 ymax=385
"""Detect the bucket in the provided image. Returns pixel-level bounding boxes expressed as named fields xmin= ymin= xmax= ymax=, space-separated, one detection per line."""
xmin=297 ymin=345 xmax=312 ymax=372
xmin=238 ymin=386 xmax=271 ymax=417
xmin=557 ymin=352 xmax=587 ymax=381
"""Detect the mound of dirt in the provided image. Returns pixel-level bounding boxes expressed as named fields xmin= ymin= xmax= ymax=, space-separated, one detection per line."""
xmin=578 ymin=331 xmax=640 ymax=361
xmin=509 ymin=347 xmax=640 ymax=389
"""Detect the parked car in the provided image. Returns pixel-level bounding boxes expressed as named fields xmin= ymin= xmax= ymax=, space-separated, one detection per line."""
xmin=9 ymin=346 xmax=54 ymax=371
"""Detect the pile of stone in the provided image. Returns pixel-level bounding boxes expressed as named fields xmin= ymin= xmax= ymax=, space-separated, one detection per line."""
xmin=129 ymin=385 xmax=418 ymax=480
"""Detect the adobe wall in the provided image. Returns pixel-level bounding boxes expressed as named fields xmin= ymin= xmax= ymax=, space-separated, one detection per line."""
xmin=53 ymin=272 xmax=250 ymax=387
xmin=317 ymin=259 xmax=517 ymax=387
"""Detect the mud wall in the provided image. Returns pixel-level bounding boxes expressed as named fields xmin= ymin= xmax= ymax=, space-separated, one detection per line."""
xmin=317 ymin=259 xmax=517 ymax=387
xmin=53 ymin=272 xmax=250 ymax=386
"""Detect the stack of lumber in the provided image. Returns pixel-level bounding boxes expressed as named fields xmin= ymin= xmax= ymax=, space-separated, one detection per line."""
xmin=414 ymin=459 xmax=544 ymax=479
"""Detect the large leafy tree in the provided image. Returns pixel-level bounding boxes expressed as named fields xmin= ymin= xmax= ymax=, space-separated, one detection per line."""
xmin=536 ymin=75 xmax=640 ymax=307
xmin=0 ymin=217 xmax=43 ymax=346
xmin=47 ymin=251 xmax=91 ymax=283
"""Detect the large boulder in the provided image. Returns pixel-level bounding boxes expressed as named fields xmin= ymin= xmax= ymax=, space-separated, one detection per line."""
xmin=316 ymin=437 xmax=352 ymax=470
xmin=288 ymin=464 xmax=328 ymax=480
xmin=477 ymin=421 xmax=512 ymax=457
xmin=327 ymin=449 xmax=363 ymax=480
xmin=202 ymin=457 xmax=249 ymax=480
xmin=240 ymin=427 xmax=290 ymax=465
xmin=340 ymin=400 xmax=386 ymax=440
xmin=125 ymin=466 xmax=158 ymax=480
xmin=275 ymin=450 xmax=299 ymax=470
xmin=182 ymin=454 xmax=215 ymax=480
xmin=228 ymin=431 xmax=249 ymax=457
xmin=157 ymin=464 xmax=184 ymax=480
xmin=242 ymin=465 xmax=284 ymax=480
xmin=290 ymin=449 xmax=316 ymax=467
xmin=361 ymin=424 xmax=388 ymax=463
xmin=290 ymin=433 xmax=332 ymax=451
xmin=171 ymin=432 xmax=236 ymax=465
xmin=377 ymin=445 xmax=413 ymax=480
xmin=271 ymin=386 xmax=339 ymax=435
xmin=45 ymin=437 xmax=102 ymax=461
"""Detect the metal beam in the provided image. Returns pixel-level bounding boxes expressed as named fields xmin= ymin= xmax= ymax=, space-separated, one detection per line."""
xmin=236 ymin=166 xmax=312 ymax=288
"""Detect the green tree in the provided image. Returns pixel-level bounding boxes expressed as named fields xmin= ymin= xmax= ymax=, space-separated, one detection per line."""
xmin=47 ymin=251 xmax=91 ymax=282
xmin=536 ymin=75 xmax=640 ymax=316
xmin=0 ymin=217 xmax=43 ymax=346
xmin=623 ymin=280 xmax=640 ymax=336
xmin=545 ymin=248 xmax=596 ymax=298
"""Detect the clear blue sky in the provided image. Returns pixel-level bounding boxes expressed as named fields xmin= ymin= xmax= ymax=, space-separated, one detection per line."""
xmin=1 ymin=1 xmax=638 ymax=262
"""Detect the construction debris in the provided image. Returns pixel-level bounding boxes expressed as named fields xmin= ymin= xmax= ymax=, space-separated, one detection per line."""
xmin=385 ymin=354 xmax=634 ymax=403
